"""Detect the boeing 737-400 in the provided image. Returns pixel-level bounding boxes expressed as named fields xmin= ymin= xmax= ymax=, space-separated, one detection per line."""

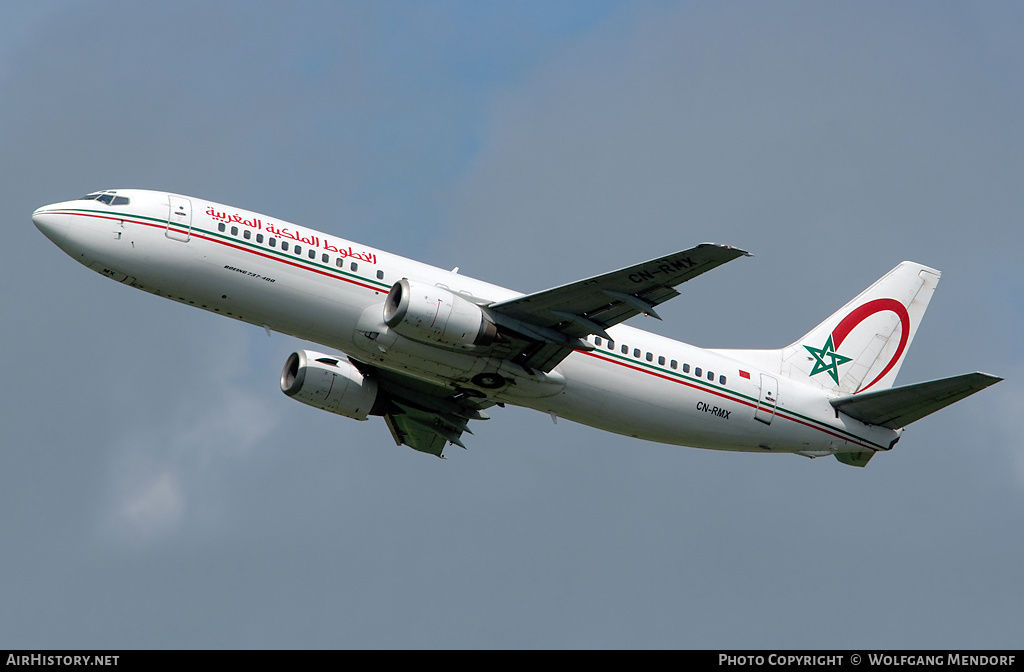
xmin=33 ymin=189 xmax=1001 ymax=466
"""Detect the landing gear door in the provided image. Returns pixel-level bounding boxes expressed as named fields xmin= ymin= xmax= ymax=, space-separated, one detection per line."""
xmin=166 ymin=195 xmax=192 ymax=242
xmin=755 ymin=374 xmax=778 ymax=425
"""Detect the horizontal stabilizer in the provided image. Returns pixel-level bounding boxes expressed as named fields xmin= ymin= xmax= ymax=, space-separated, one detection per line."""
xmin=830 ymin=372 xmax=1001 ymax=429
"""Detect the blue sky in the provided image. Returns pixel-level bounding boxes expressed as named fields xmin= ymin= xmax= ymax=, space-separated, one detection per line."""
xmin=2 ymin=1 xmax=1022 ymax=648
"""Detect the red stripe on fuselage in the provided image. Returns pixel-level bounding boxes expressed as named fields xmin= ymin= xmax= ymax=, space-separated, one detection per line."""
xmin=579 ymin=350 xmax=882 ymax=451
xmin=50 ymin=210 xmax=384 ymax=293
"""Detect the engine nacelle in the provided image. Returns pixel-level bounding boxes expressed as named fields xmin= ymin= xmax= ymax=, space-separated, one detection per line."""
xmin=280 ymin=350 xmax=380 ymax=421
xmin=383 ymin=278 xmax=497 ymax=349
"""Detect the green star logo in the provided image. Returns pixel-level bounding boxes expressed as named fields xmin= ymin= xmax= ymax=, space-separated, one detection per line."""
xmin=804 ymin=334 xmax=852 ymax=385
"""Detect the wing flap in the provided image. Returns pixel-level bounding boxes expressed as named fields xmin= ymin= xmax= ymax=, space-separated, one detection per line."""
xmin=835 ymin=451 xmax=875 ymax=468
xmin=351 ymin=361 xmax=493 ymax=457
xmin=830 ymin=372 xmax=1001 ymax=429
xmin=384 ymin=406 xmax=461 ymax=456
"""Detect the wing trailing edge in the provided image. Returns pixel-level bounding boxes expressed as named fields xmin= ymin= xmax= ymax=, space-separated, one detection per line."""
xmin=830 ymin=372 xmax=1002 ymax=429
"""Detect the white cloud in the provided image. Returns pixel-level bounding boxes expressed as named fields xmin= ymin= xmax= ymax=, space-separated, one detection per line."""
xmin=101 ymin=348 xmax=283 ymax=547
xmin=117 ymin=471 xmax=184 ymax=543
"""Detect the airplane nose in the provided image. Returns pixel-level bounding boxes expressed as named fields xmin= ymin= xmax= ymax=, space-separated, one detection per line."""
xmin=32 ymin=207 xmax=69 ymax=245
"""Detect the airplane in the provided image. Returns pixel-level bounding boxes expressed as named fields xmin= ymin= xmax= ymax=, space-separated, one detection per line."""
xmin=32 ymin=189 xmax=1001 ymax=467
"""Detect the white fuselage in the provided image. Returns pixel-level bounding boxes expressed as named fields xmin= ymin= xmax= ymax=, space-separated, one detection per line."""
xmin=32 ymin=189 xmax=899 ymax=458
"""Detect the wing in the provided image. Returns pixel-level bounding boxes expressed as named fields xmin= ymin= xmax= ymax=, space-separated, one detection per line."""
xmin=486 ymin=243 xmax=749 ymax=372
xmin=351 ymin=361 xmax=494 ymax=457
xmin=830 ymin=372 xmax=1002 ymax=429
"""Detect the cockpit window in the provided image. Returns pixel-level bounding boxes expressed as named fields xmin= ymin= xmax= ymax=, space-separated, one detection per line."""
xmin=78 ymin=191 xmax=129 ymax=205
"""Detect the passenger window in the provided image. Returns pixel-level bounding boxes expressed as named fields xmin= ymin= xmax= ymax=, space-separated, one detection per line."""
xmin=719 ymin=375 xmax=727 ymax=385
xmin=281 ymin=241 xmax=289 ymax=251
xmin=336 ymin=258 xmax=343 ymax=268
xmin=670 ymin=360 xmax=678 ymax=370
xmin=645 ymin=352 xmax=653 ymax=362
xmin=308 ymin=249 xmax=316 ymax=259
xmin=595 ymin=337 xmax=603 ymax=347
xmin=350 ymin=262 xmax=358 ymax=272
xmin=230 ymin=226 xmax=238 ymax=236
xmin=683 ymin=364 xmax=690 ymax=374
xmin=218 ymin=223 xmax=225 ymax=232
xmin=707 ymin=371 xmax=714 ymax=381
xmin=376 ymin=270 xmax=384 ymax=280
xmin=256 ymin=234 xmax=263 ymax=243
xmin=633 ymin=348 xmax=641 ymax=358
xmin=244 ymin=230 xmax=251 ymax=240
xmin=621 ymin=345 xmax=628 ymax=354
xmin=607 ymin=340 xmax=614 ymax=350
xmin=658 ymin=356 xmax=665 ymax=365
xmin=695 ymin=367 xmax=702 ymax=377
xmin=269 ymin=237 xmax=276 ymax=248
xmin=322 ymin=253 xmax=329 ymax=263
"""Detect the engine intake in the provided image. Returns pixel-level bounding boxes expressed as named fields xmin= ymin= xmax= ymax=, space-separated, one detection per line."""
xmin=281 ymin=350 xmax=380 ymax=420
xmin=383 ymin=278 xmax=497 ymax=349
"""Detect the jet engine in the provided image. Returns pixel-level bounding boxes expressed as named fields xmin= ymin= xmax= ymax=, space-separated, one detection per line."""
xmin=383 ymin=278 xmax=497 ymax=349
xmin=280 ymin=350 xmax=381 ymax=420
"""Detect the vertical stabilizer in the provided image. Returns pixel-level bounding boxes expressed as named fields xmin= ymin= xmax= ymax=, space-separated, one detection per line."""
xmin=781 ymin=262 xmax=940 ymax=393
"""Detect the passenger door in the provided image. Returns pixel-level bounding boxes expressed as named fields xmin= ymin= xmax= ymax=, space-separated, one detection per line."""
xmin=166 ymin=195 xmax=192 ymax=242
